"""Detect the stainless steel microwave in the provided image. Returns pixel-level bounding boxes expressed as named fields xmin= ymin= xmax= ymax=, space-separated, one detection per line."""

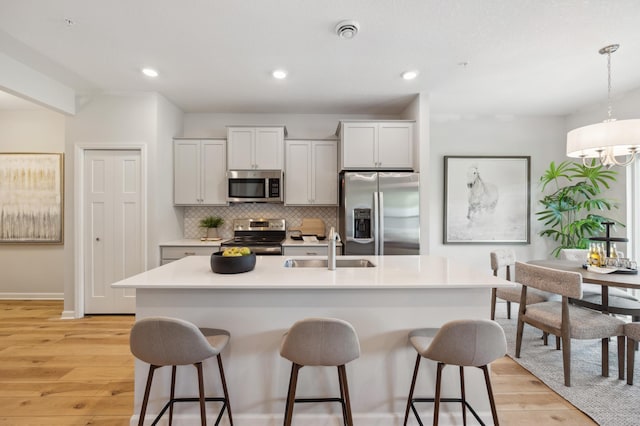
xmin=227 ymin=170 xmax=283 ymax=203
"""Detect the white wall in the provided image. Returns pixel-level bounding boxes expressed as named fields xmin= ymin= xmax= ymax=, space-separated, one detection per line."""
xmin=0 ymin=109 xmax=66 ymax=298
xmin=63 ymin=92 xmax=184 ymax=315
xmin=428 ymin=115 xmax=567 ymax=272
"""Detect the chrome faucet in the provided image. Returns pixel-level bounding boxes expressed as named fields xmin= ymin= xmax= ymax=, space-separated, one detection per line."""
xmin=328 ymin=227 xmax=341 ymax=270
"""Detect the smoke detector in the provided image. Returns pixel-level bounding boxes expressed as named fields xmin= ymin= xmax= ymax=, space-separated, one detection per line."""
xmin=335 ymin=20 xmax=360 ymax=39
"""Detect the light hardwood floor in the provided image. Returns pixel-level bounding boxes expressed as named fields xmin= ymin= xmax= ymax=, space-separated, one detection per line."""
xmin=0 ymin=300 xmax=596 ymax=425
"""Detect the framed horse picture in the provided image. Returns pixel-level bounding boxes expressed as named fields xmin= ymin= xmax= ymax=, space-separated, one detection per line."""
xmin=444 ymin=155 xmax=530 ymax=244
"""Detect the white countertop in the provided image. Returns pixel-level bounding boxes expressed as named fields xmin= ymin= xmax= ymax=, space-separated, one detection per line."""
xmin=160 ymin=238 xmax=227 ymax=246
xmin=112 ymin=254 xmax=513 ymax=290
xmin=281 ymin=238 xmax=341 ymax=246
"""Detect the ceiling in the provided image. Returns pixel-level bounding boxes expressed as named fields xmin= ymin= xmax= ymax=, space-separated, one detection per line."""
xmin=1 ymin=0 xmax=640 ymax=116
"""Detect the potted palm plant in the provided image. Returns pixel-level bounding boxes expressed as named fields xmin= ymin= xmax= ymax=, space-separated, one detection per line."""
xmin=537 ymin=160 xmax=623 ymax=257
xmin=199 ymin=216 xmax=224 ymax=239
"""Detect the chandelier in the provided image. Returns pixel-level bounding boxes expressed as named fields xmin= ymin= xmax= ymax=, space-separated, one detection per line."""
xmin=566 ymin=44 xmax=640 ymax=168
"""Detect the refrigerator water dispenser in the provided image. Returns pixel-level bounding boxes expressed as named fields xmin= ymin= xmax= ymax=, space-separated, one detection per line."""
xmin=353 ymin=208 xmax=371 ymax=239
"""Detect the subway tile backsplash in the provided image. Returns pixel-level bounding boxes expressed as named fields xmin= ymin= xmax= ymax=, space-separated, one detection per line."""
xmin=184 ymin=205 xmax=338 ymax=239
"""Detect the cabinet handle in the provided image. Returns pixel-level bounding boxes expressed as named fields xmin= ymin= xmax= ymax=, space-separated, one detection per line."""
xmin=307 ymin=252 xmax=318 ymax=255
xmin=184 ymin=251 xmax=196 ymax=256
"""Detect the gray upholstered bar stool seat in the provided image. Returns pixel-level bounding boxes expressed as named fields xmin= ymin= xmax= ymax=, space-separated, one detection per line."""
xmin=280 ymin=317 xmax=360 ymax=426
xmin=490 ymin=249 xmax=549 ymax=320
xmin=625 ymin=322 xmax=640 ymax=385
xmin=404 ymin=319 xmax=507 ymax=426
xmin=130 ymin=316 xmax=232 ymax=426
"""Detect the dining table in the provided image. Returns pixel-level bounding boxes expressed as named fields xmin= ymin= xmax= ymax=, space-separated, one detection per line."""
xmin=528 ymin=259 xmax=640 ymax=317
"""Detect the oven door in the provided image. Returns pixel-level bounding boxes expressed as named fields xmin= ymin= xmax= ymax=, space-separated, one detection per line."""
xmin=227 ymin=170 xmax=283 ymax=203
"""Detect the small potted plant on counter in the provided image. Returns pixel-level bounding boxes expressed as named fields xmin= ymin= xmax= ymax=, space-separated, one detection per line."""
xmin=199 ymin=216 xmax=224 ymax=240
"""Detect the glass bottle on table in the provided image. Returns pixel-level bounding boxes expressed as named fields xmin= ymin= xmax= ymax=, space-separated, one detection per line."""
xmin=589 ymin=243 xmax=600 ymax=266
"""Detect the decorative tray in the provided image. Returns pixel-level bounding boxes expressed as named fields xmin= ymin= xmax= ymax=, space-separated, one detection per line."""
xmin=583 ymin=264 xmax=638 ymax=275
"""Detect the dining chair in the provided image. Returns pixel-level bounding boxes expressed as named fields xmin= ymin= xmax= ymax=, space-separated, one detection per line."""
xmin=624 ymin=322 xmax=640 ymax=385
xmin=514 ymin=262 xmax=625 ymax=386
xmin=490 ymin=249 xmax=549 ymax=320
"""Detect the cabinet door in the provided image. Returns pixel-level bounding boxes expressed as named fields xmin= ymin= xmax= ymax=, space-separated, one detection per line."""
xmin=341 ymin=122 xmax=377 ymax=169
xmin=255 ymin=127 xmax=284 ymax=170
xmin=201 ymin=140 xmax=228 ymax=205
xmin=174 ymin=140 xmax=201 ymax=204
xmin=284 ymin=140 xmax=311 ymax=205
xmin=377 ymin=122 xmax=413 ymax=169
xmin=227 ymin=128 xmax=255 ymax=169
xmin=312 ymin=141 xmax=338 ymax=205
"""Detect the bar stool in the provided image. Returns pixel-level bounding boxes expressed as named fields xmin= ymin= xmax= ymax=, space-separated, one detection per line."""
xmin=403 ymin=319 xmax=506 ymax=426
xmin=280 ymin=317 xmax=360 ymax=426
xmin=129 ymin=316 xmax=233 ymax=426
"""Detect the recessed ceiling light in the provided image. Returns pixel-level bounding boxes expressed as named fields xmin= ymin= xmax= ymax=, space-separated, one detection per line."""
xmin=272 ymin=69 xmax=287 ymax=79
xmin=335 ymin=20 xmax=360 ymax=39
xmin=142 ymin=68 xmax=159 ymax=78
xmin=402 ymin=71 xmax=419 ymax=80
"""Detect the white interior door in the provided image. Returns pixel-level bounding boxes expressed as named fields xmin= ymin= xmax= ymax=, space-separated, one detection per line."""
xmin=84 ymin=149 xmax=142 ymax=314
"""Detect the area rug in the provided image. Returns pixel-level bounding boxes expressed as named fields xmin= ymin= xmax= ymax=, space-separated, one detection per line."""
xmin=496 ymin=312 xmax=639 ymax=426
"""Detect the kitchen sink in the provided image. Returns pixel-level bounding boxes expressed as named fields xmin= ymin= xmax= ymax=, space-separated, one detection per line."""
xmin=283 ymin=258 xmax=376 ymax=268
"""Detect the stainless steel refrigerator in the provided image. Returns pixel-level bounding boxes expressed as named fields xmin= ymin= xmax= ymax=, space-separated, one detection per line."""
xmin=339 ymin=171 xmax=420 ymax=255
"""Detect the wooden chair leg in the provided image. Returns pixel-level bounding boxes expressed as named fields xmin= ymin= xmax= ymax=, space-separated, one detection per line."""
xmin=459 ymin=366 xmax=466 ymax=426
xmin=562 ymin=334 xmax=571 ymax=387
xmin=217 ymin=354 xmax=233 ymax=425
xmin=617 ymin=336 xmax=624 ymax=381
xmin=433 ymin=363 xmax=444 ymax=426
xmin=195 ymin=362 xmax=207 ymax=426
xmin=283 ymin=363 xmax=300 ymax=426
xmin=542 ymin=332 xmax=548 ymax=346
xmin=169 ymin=365 xmax=177 ymax=425
xmin=404 ymin=354 xmax=421 ymax=426
xmin=555 ymin=336 xmax=561 ymax=350
xmin=602 ymin=337 xmax=610 ymax=377
xmin=506 ymin=301 xmax=511 ymax=320
xmin=515 ymin=319 xmax=525 ymax=358
xmin=481 ymin=365 xmax=500 ymax=426
xmin=490 ymin=288 xmax=497 ymax=320
xmin=138 ymin=365 xmax=157 ymax=426
xmin=338 ymin=365 xmax=354 ymax=426
xmin=628 ymin=337 xmax=636 ymax=385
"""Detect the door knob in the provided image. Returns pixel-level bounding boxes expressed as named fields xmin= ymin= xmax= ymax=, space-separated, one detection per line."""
xmin=96 ymin=237 xmax=100 ymax=241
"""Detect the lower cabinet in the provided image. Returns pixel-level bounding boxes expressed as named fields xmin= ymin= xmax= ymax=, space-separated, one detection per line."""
xmin=282 ymin=246 xmax=341 ymax=256
xmin=160 ymin=245 xmax=221 ymax=265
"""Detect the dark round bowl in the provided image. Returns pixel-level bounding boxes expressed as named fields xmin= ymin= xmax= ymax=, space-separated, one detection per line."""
xmin=210 ymin=251 xmax=256 ymax=274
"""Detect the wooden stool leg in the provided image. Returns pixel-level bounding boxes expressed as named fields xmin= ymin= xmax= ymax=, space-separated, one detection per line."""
xmin=459 ymin=366 xmax=467 ymax=426
xmin=195 ymin=362 xmax=207 ymax=426
xmin=139 ymin=365 xmax=157 ymax=426
xmin=628 ymin=337 xmax=636 ymax=385
xmin=404 ymin=354 xmax=421 ymax=426
xmin=337 ymin=366 xmax=347 ymax=426
xmin=618 ymin=336 xmax=625 ymax=381
xmin=602 ymin=337 xmax=610 ymax=377
xmin=169 ymin=365 xmax=177 ymax=425
xmin=556 ymin=335 xmax=561 ymax=350
xmin=338 ymin=365 xmax=354 ymax=426
xmin=481 ymin=365 xmax=500 ymax=426
xmin=283 ymin=363 xmax=300 ymax=426
xmin=433 ymin=363 xmax=444 ymax=426
xmin=506 ymin=301 xmax=511 ymax=319
xmin=217 ymin=354 xmax=233 ymax=425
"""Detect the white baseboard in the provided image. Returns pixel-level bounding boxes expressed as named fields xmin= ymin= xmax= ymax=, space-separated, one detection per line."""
xmin=0 ymin=293 xmax=63 ymax=300
xmin=60 ymin=310 xmax=76 ymax=320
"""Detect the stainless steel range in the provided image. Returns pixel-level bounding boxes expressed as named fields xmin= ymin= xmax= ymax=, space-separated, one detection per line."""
xmin=221 ymin=218 xmax=286 ymax=255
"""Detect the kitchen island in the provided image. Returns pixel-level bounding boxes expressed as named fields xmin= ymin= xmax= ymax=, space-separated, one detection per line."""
xmin=113 ymin=254 xmax=513 ymax=425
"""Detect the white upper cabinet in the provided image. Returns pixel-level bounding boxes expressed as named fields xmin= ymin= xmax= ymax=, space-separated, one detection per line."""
xmin=285 ymin=140 xmax=338 ymax=205
xmin=227 ymin=126 xmax=285 ymax=170
xmin=339 ymin=121 xmax=414 ymax=170
xmin=174 ymin=139 xmax=227 ymax=205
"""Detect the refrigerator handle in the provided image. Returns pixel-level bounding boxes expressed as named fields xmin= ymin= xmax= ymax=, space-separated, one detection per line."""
xmin=379 ymin=191 xmax=384 ymax=255
xmin=373 ymin=192 xmax=380 ymax=255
